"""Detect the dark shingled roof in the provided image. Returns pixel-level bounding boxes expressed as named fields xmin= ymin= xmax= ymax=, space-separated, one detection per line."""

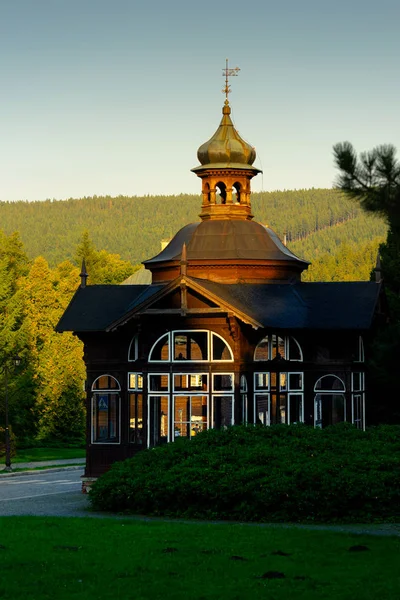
xmin=57 ymin=279 xmax=381 ymax=333
xmin=56 ymin=285 xmax=164 ymax=332
xmin=144 ymin=221 xmax=308 ymax=265
xmin=193 ymin=279 xmax=381 ymax=330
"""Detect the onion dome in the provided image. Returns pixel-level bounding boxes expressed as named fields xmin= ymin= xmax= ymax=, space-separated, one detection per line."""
xmin=193 ymin=101 xmax=259 ymax=172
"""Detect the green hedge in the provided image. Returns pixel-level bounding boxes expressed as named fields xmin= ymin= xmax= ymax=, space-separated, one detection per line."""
xmin=89 ymin=424 xmax=400 ymax=523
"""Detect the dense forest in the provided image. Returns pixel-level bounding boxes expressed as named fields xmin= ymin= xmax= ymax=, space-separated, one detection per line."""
xmin=0 ymin=188 xmax=388 ymax=446
xmin=0 ymin=189 xmax=386 ymax=268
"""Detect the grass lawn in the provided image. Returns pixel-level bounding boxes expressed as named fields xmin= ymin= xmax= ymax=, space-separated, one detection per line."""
xmin=0 ymin=517 xmax=399 ymax=600
xmin=0 ymin=447 xmax=85 ymax=464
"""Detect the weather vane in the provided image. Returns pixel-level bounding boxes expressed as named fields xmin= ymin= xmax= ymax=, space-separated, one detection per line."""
xmin=222 ymin=58 xmax=240 ymax=102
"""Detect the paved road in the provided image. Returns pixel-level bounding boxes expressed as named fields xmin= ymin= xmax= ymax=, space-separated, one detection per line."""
xmin=0 ymin=468 xmax=90 ymax=516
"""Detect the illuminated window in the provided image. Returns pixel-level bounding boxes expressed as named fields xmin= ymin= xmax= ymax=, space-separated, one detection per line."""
xmin=91 ymin=375 xmax=120 ymax=444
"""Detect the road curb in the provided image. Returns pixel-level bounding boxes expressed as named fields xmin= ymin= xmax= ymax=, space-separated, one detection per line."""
xmin=0 ymin=465 xmax=85 ymax=478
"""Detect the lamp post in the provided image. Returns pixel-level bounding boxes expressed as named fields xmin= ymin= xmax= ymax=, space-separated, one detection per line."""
xmin=1 ymin=355 xmax=21 ymax=472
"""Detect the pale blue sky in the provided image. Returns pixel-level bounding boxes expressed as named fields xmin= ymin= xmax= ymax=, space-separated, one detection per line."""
xmin=1 ymin=0 xmax=399 ymax=201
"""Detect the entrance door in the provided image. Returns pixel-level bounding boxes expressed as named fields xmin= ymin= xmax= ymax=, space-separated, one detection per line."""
xmin=314 ymin=375 xmax=346 ymax=428
xmin=314 ymin=393 xmax=345 ymax=428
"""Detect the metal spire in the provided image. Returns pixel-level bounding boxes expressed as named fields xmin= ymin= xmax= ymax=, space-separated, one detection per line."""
xmin=80 ymin=259 xmax=88 ymax=288
xmin=222 ymin=58 xmax=240 ymax=103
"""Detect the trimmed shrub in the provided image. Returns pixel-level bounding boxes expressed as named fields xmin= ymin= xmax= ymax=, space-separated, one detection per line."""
xmin=89 ymin=424 xmax=400 ymax=523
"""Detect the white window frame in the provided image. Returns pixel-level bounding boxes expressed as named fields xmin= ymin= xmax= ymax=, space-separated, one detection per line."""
xmin=288 ymin=372 xmax=304 ymax=391
xmin=351 ymin=372 xmax=365 ymax=392
xmin=147 ymin=394 xmax=170 ymax=447
xmin=127 ymin=335 xmax=139 ymax=362
xmin=148 ymin=330 xmax=234 ymax=363
xmin=212 ymin=372 xmax=234 ymax=393
xmin=254 ymin=335 xmax=303 ymax=362
xmin=91 ymin=374 xmax=121 ymax=391
xmin=148 ymin=332 xmax=171 ymax=363
xmin=314 ymin=374 xmax=346 ymax=393
xmin=128 ymin=372 xmax=143 ymax=391
xmin=211 ymin=332 xmax=234 ymax=362
xmin=254 ymin=393 xmax=270 ymax=426
xmin=91 ymin=394 xmax=121 ymax=445
xmin=351 ymin=393 xmax=365 ymax=431
xmin=148 ymin=372 xmax=170 ymax=393
xmin=172 ymin=372 xmax=209 ymax=393
xmin=254 ymin=372 xmax=270 ymax=391
xmin=314 ymin=392 xmax=347 ymax=428
xmin=287 ymin=392 xmax=304 ymax=424
xmin=354 ymin=336 xmax=365 ymax=363
xmin=211 ymin=394 xmax=235 ymax=427
xmin=172 ymin=394 xmax=210 ymax=440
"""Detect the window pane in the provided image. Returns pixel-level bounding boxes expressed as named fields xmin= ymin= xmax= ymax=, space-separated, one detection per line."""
xmin=352 ymin=372 xmax=361 ymax=392
xmin=92 ymin=393 xmax=119 ymax=443
xmin=212 ymin=395 xmax=233 ymax=428
xmin=315 ymin=375 xmax=345 ymax=392
xmin=149 ymin=396 xmax=169 ymax=445
xmin=288 ymin=373 xmax=303 ymax=391
xmin=240 ymin=375 xmax=248 ymax=392
xmin=174 ymin=331 xmax=208 ymax=361
xmin=149 ymin=374 xmax=169 ymax=392
xmin=289 ymin=394 xmax=303 ymax=423
xmin=213 ymin=374 xmax=234 ymax=391
xmin=190 ymin=396 xmax=208 ymax=435
xmin=353 ymin=394 xmax=363 ymax=429
xmin=255 ymin=372 xmax=269 ymax=390
xmin=93 ymin=375 xmax=119 ymax=390
xmin=288 ymin=337 xmax=302 ymax=361
xmin=128 ymin=335 xmax=138 ymax=361
xmin=128 ymin=373 xmax=143 ymax=390
xmin=129 ymin=393 xmax=144 ymax=444
xmin=278 ymin=394 xmax=286 ymax=423
xmin=255 ymin=394 xmax=269 ymax=425
xmin=173 ymin=373 xmax=208 ymax=392
xmin=272 ymin=335 xmax=285 ymax=360
xmin=174 ymin=396 xmax=189 ymax=438
xmin=270 ymin=372 xmax=277 ymax=390
xmin=254 ymin=337 xmax=269 ymax=361
xmin=280 ymin=373 xmax=287 ymax=391
xmin=241 ymin=393 xmax=248 ymax=423
xmin=212 ymin=334 xmax=233 ymax=361
xmin=149 ymin=334 xmax=169 ymax=361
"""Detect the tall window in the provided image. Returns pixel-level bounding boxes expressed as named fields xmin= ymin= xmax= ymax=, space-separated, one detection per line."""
xmin=128 ymin=373 xmax=144 ymax=444
xmin=351 ymin=371 xmax=365 ymax=430
xmin=314 ymin=375 xmax=346 ymax=428
xmin=254 ymin=371 xmax=304 ymax=425
xmin=91 ymin=375 xmax=121 ymax=444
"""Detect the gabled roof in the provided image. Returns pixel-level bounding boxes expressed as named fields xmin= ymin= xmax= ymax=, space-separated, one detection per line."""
xmin=194 ymin=279 xmax=381 ymax=330
xmin=57 ymin=277 xmax=382 ymax=334
xmin=56 ymin=285 xmax=164 ymax=332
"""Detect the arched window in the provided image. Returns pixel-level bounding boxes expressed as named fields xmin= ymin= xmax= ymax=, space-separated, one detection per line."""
xmin=149 ymin=331 xmax=233 ymax=363
xmin=128 ymin=335 xmax=138 ymax=362
xmin=240 ymin=375 xmax=248 ymax=423
xmin=91 ymin=375 xmax=121 ymax=444
xmin=149 ymin=333 xmax=170 ymax=362
xmin=314 ymin=374 xmax=346 ymax=428
xmin=314 ymin=375 xmax=345 ymax=392
xmin=254 ymin=335 xmax=303 ymax=362
xmin=233 ymin=182 xmax=241 ymax=204
xmin=216 ymin=182 xmax=227 ymax=204
xmin=204 ymin=182 xmax=211 ymax=203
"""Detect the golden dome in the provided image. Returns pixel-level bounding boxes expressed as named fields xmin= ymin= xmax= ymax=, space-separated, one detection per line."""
xmin=195 ymin=101 xmax=257 ymax=170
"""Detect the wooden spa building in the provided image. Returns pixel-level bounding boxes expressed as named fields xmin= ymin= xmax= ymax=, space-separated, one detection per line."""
xmin=57 ymin=92 xmax=384 ymax=483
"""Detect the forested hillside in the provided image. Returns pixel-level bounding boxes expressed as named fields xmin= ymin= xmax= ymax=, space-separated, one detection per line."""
xmin=0 ymin=189 xmax=389 ymax=446
xmin=0 ymin=189 xmax=387 ymax=268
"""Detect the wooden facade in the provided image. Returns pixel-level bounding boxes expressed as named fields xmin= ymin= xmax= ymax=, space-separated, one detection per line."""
xmin=57 ymin=97 xmax=383 ymax=485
